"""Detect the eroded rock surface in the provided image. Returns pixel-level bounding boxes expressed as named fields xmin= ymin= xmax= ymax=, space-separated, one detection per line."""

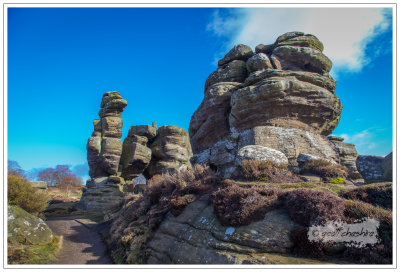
xmin=87 ymin=91 xmax=127 ymax=178
xmin=147 ymin=197 xmax=299 ymax=264
xmin=189 ymin=32 xmax=346 ymax=178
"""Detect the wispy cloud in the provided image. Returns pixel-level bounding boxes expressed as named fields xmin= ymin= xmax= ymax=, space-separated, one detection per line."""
xmin=339 ymin=127 xmax=390 ymax=156
xmin=207 ymin=8 xmax=392 ymax=75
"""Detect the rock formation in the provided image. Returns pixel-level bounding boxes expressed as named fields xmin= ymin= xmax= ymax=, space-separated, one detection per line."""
xmin=147 ymin=196 xmax=300 ymax=264
xmin=87 ymin=91 xmax=127 ymax=178
xmin=189 ymin=31 xmax=358 ymax=178
xmin=81 ymin=91 xmax=193 ymax=214
xmin=356 ymin=152 xmax=392 ymax=182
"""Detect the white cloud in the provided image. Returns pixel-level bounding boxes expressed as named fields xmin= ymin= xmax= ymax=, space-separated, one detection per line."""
xmin=339 ymin=128 xmax=390 ymax=156
xmin=207 ymin=8 xmax=391 ymax=74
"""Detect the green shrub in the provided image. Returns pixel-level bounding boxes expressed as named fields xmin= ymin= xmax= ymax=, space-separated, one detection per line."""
xmin=8 ymin=175 xmax=49 ymax=215
xmin=212 ymin=184 xmax=279 ymax=227
xmin=325 ymin=177 xmax=345 ymax=184
xmin=300 ymin=159 xmax=349 ymax=180
xmin=241 ymin=160 xmax=302 ymax=183
xmin=341 ymin=183 xmax=392 ymax=209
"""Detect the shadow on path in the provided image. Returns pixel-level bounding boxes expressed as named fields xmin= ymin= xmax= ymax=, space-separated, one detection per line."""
xmin=46 ymin=217 xmax=113 ymax=264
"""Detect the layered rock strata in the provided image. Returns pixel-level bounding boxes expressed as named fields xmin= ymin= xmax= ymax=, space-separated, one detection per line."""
xmin=190 ymin=32 xmax=347 ymax=178
xmin=87 ymin=91 xmax=127 ymax=178
xmin=147 ymin=196 xmax=300 ymax=264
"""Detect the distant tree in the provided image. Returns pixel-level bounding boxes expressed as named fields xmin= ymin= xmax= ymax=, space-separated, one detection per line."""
xmin=7 ymin=160 xmax=25 ymax=177
xmin=58 ymin=173 xmax=82 ymax=198
xmin=38 ymin=168 xmax=56 ymax=186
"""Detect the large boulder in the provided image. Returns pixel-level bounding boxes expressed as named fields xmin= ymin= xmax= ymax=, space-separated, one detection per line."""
xmin=229 ymin=76 xmax=342 ymax=135
xmin=147 ymin=197 xmax=300 ymax=264
xmin=120 ymin=136 xmax=152 ymax=180
xmin=148 ymin=125 xmax=193 ymax=176
xmin=100 ymin=138 xmax=123 ymax=175
xmin=218 ymin=44 xmax=254 ymax=67
xmin=189 ymin=82 xmax=241 ymax=153
xmin=204 ymin=60 xmax=247 ymax=91
xmin=8 ymin=205 xmax=54 ymax=245
xmin=356 ymin=155 xmax=385 ymax=182
xmin=382 ymin=152 xmax=393 ymax=181
xmin=237 ymin=145 xmax=289 ymax=166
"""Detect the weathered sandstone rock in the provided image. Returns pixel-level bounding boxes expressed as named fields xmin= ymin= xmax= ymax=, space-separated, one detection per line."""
xmin=147 ymin=197 xmax=300 ymax=264
xmin=8 ymin=205 xmax=54 ymax=245
xmin=120 ymin=134 xmax=152 ymax=180
xmin=218 ymin=44 xmax=254 ymax=67
xmin=246 ymin=53 xmax=273 ymax=73
xmin=229 ymin=77 xmax=342 ymax=135
xmin=148 ymin=125 xmax=193 ymax=176
xmin=329 ymin=136 xmax=363 ymax=180
xmin=204 ymin=60 xmax=247 ymax=91
xmin=237 ymin=145 xmax=289 ymax=166
xmin=356 ymin=155 xmax=384 ymax=182
xmin=189 ymin=32 xmax=347 ymax=178
xmin=189 ymin=82 xmax=241 ymax=153
xmin=382 ymin=152 xmax=393 ymax=181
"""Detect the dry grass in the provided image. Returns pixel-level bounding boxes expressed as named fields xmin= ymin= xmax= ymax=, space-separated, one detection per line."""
xmin=241 ymin=160 xmax=302 ymax=183
xmin=301 ymin=159 xmax=349 ymax=180
xmin=212 ymin=184 xmax=279 ymax=227
xmin=341 ymin=183 xmax=392 ymax=209
xmin=284 ymin=189 xmax=346 ymax=227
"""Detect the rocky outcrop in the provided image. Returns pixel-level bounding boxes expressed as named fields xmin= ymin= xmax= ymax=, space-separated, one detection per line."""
xmin=79 ymin=176 xmax=124 ymax=212
xmin=189 ymin=32 xmax=345 ymax=178
xmin=83 ymin=92 xmax=193 ymax=214
xmin=356 ymin=154 xmax=392 ymax=182
xmin=8 ymin=205 xmax=54 ymax=245
xmin=147 ymin=125 xmax=193 ymax=176
xmin=328 ymin=136 xmax=363 ymax=181
xmin=87 ymin=91 xmax=127 ymax=178
xmin=147 ymin=197 xmax=300 ymax=264
xmin=382 ymin=152 xmax=393 ymax=181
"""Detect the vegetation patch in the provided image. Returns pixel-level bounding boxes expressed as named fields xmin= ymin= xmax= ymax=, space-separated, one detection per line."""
xmin=8 ymin=174 xmax=50 ymax=215
xmin=284 ymin=189 xmax=346 ymax=226
xmin=107 ymin=165 xmax=220 ymax=264
xmin=325 ymin=178 xmax=345 ymax=184
xmin=212 ymin=184 xmax=279 ymax=227
xmin=241 ymin=160 xmax=302 ymax=183
xmin=8 ymin=235 xmax=62 ymax=264
xmin=341 ymin=183 xmax=392 ymax=209
xmin=300 ymin=159 xmax=349 ymax=180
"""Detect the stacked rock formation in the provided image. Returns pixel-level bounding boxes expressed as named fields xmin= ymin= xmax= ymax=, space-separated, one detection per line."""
xmin=120 ymin=124 xmax=193 ymax=179
xmin=82 ymin=91 xmax=193 ymax=213
xmin=120 ymin=124 xmax=157 ymax=180
xmin=190 ymin=32 xmax=359 ymax=178
xmin=87 ymin=91 xmax=127 ymax=177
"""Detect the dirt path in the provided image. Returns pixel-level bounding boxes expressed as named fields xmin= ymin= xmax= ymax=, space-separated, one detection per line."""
xmin=46 ymin=217 xmax=113 ymax=264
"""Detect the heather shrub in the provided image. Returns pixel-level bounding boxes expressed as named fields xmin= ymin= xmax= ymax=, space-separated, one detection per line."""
xmin=8 ymin=175 xmax=50 ymax=215
xmin=284 ymin=189 xmax=346 ymax=226
xmin=301 ymin=159 xmax=349 ymax=180
xmin=241 ymin=160 xmax=302 ymax=183
xmin=107 ymin=165 xmax=220 ymax=264
xmin=212 ymin=184 xmax=279 ymax=227
xmin=341 ymin=183 xmax=392 ymax=209
xmin=343 ymin=199 xmax=392 ymax=263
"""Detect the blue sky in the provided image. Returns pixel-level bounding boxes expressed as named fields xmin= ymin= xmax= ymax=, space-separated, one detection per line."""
xmin=7 ymin=7 xmax=393 ymax=179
